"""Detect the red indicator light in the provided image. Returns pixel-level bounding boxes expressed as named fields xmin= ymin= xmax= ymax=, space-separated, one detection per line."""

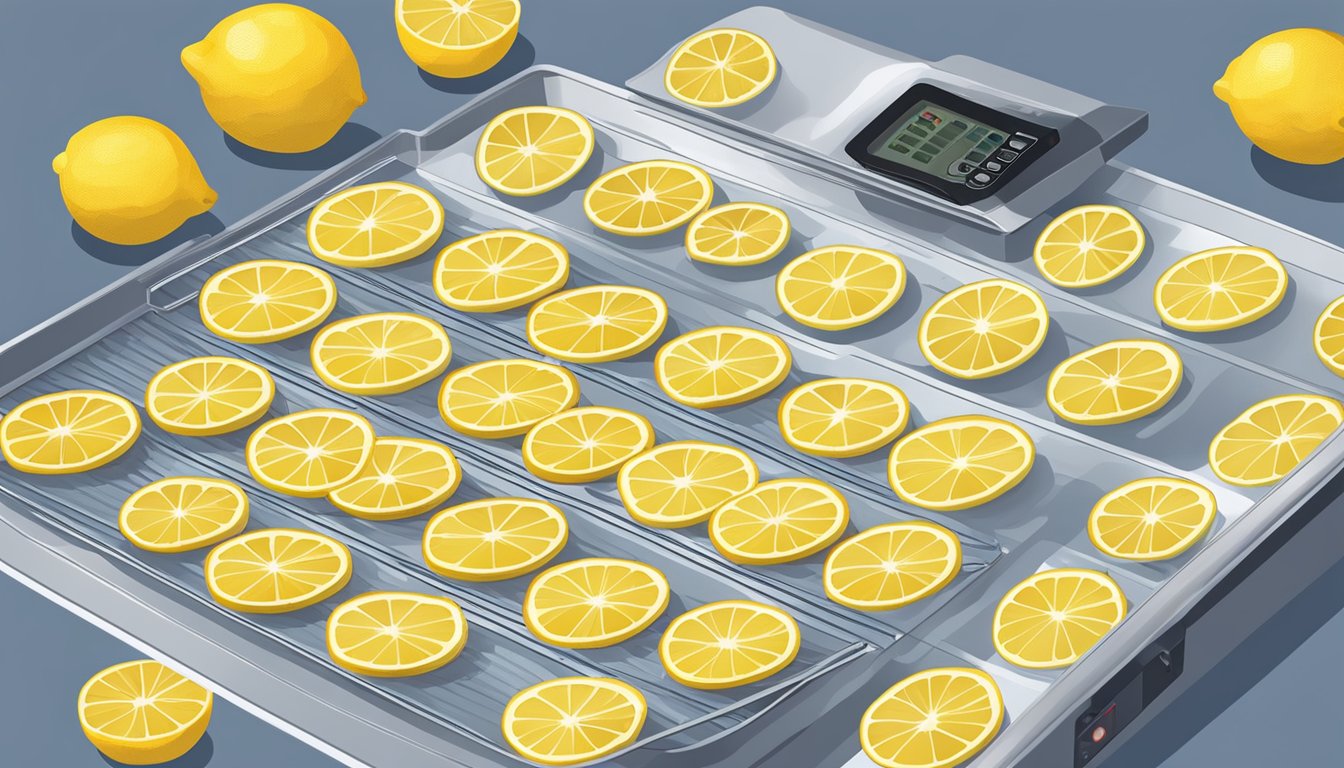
xmin=1091 ymin=726 xmax=1107 ymax=743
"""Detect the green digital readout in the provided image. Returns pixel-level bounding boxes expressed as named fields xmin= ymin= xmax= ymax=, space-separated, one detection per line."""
xmin=868 ymin=100 xmax=1010 ymax=181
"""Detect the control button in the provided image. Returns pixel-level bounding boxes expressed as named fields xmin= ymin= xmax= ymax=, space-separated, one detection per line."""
xmin=1008 ymin=133 xmax=1037 ymax=151
xmin=966 ymin=171 xmax=995 ymax=189
xmin=983 ymin=160 xmax=1004 ymax=173
xmin=950 ymin=161 xmax=977 ymax=176
xmin=996 ymin=149 xmax=1020 ymax=163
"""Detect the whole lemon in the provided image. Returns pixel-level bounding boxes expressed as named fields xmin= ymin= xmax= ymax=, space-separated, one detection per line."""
xmin=182 ymin=3 xmax=366 ymax=153
xmin=1214 ymin=28 xmax=1344 ymax=165
xmin=53 ymin=117 xmax=217 ymax=246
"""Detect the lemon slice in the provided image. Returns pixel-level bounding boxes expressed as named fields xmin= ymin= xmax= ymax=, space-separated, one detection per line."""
xmin=1208 ymin=394 xmax=1344 ymax=486
xmin=778 ymin=378 xmax=909 ymax=458
xmin=246 ymin=409 xmax=375 ymax=497
xmin=709 ymin=478 xmax=849 ymax=565
xmin=992 ymin=568 xmax=1127 ymax=669
xmin=659 ymin=600 xmax=800 ymax=689
xmin=1089 ymin=477 xmax=1217 ymax=561
xmin=824 ymin=522 xmax=962 ymax=611
xmin=1033 ymin=204 xmax=1146 ymax=288
xmin=0 ymin=389 xmax=140 ymax=475
xmin=145 ymin=356 xmax=275 ymax=436
xmin=527 ymin=285 xmax=669 ymax=363
xmin=522 ymin=406 xmax=655 ymax=483
xmin=776 ymin=246 xmax=907 ymax=331
xmin=326 ymin=591 xmax=467 ymax=677
xmin=438 ymin=358 xmax=579 ymax=438
xmin=475 ymin=107 xmax=595 ymax=196
xmin=1313 ymin=295 xmax=1344 ymax=377
xmin=78 ymin=660 xmax=212 ymax=765
xmin=205 ymin=528 xmax=352 ymax=613
xmin=119 ymin=477 xmax=249 ymax=553
xmin=919 ymin=279 xmax=1049 ymax=379
xmin=655 ymin=326 xmax=791 ymax=409
xmin=199 ymin=260 xmax=337 ymax=343
xmin=306 ymin=181 xmax=444 ymax=268
xmin=888 ymin=415 xmax=1035 ymax=511
xmin=327 ymin=437 xmax=460 ymax=520
xmin=684 ymin=202 xmax=790 ymax=265
xmin=502 ymin=677 xmax=646 ymax=766
xmin=861 ymin=667 xmax=1003 ymax=768
xmin=311 ymin=312 xmax=452 ymax=396
xmin=394 ymin=0 xmax=520 ymax=79
xmin=423 ymin=497 xmax=568 ymax=581
xmin=583 ymin=160 xmax=714 ymax=236
xmin=524 ymin=558 xmax=670 ymax=648
xmin=617 ymin=441 xmax=758 ymax=528
xmin=664 ymin=28 xmax=777 ymax=108
xmin=433 ymin=230 xmax=569 ymax=312
xmin=1046 ymin=340 xmax=1183 ymax=426
xmin=1154 ymin=246 xmax=1287 ymax=332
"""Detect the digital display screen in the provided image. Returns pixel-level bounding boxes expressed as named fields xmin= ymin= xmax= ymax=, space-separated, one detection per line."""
xmin=867 ymin=100 xmax=1011 ymax=182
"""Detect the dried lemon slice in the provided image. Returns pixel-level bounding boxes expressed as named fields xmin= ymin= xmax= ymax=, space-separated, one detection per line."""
xmin=0 ymin=389 xmax=140 ymax=474
xmin=199 ymin=260 xmax=337 ymax=343
xmin=1033 ymin=204 xmax=1145 ymax=288
xmin=617 ymin=441 xmax=758 ymax=528
xmin=655 ymin=326 xmax=791 ymax=408
xmin=1089 ymin=477 xmax=1217 ymax=561
xmin=311 ymin=312 xmax=452 ymax=395
xmin=659 ymin=600 xmax=800 ymax=689
xmin=583 ymin=160 xmax=713 ymax=236
xmin=145 ymin=356 xmax=275 ymax=436
xmin=524 ymin=558 xmax=670 ymax=648
xmin=709 ymin=478 xmax=849 ymax=565
xmin=1046 ymin=339 xmax=1182 ymax=425
xmin=776 ymin=246 xmax=906 ymax=330
xmin=778 ymin=378 xmax=909 ymax=458
xmin=245 ymin=409 xmax=374 ymax=497
xmin=1154 ymin=246 xmax=1287 ymax=332
xmin=475 ymin=106 xmax=594 ymax=196
xmin=664 ymin=28 xmax=777 ymax=108
xmin=327 ymin=437 xmax=460 ymax=520
xmin=1313 ymin=295 xmax=1344 ymax=377
xmin=423 ymin=497 xmax=568 ymax=581
xmin=438 ymin=358 xmax=579 ymax=438
xmin=992 ymin=568 xmax=1127 ymax=669
xmin=306 ymin=181 xmax=444 ymax=268
xmin=433 ymin=230 xmax=569 ymax=312
xmin=824 ymin=522 xmax=961 ymax=611
xmin=78 ymin=660 xmax=212 ymax=766
xmin=326 ymin=591 xmax=467 ymax=677
xmin=861 ymin=667 xmax=1003 ymax=768
xmin=918 ymin=279 xmax=1048 ymax=379
xmin=522 ymin=406 xmax=654 ymax=483
xmin=205 ymin=528 xmax=352 ymax=613
xmin=119 ymin=477 xmax=249 ymax=553
xmin=1208 ymin=394 xmax=1343 ymax=486
xmin=502 ymin=677 xmax=646 ymax=766
xmin=684 ymin=202 xmax=790 ymax=266
xmin=888 ymin=415 xmax=1035 ymax=511
xmin=527 ymin=285 xmax=668 ymax=363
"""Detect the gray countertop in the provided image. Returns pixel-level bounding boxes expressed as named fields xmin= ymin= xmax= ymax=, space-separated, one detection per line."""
xmin=2 ymin=0 xmax=1343 ymax=766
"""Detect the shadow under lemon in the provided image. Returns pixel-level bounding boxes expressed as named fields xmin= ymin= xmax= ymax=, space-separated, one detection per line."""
xmin=417 ymin=35 xmax=536 ymax=94
xmin=73 ymin=214 xmax=224 ymax=268
xmin=1250 ymin=147 xmax=1344 ymax=203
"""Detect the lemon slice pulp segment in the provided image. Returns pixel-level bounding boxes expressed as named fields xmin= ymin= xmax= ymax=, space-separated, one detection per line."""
xmin=583 ymin=160 xmax=713 ymax=236
xmin=992 ymin=568 xmax=1127 ymax=669
xmin=199 ymin=260 xmax=337 ymax=343
xmin=778 ymin=378 xmax=909 ymax=458
xmin=1312 ymin=295 xmax=1344 ymax=377
xmin=776 ymin=245 xmax=906 ymax=330
xmin=709 ymin=478 xmax=849 ymax=565
xmin=423 ymin=497 xmax=568 ymax=581
xmin=522 ymin=406 xmax=654 ymax=483
xmin=861 ymin=667 xmax=1003 ymax=768
xmin=311 ymin=312 xmax=452 ymax=395
xmin=306 ymin=181 xmax=444 ymax=268
xmin=1034 ymin=204 xmax=1145 ymax=288
xmin=659 ymin=600 xmax=799 ymax=689
xmin=655 ymin=326 xmax=791 ymax=408
xmin=918 ymin=279 xmax=1048 ymax=379
xmin=527 ymin=285 xmax=668 ymax=363
xmin=145 ymin=356 xmax=275 ymax=436
xmin=524 ymin=558 xmax=670 ymax=648
xmin=120 ymin=477 xmax=249 ymax=553
xmin=664 ymin=28 xmax=777 ymax=108
xmin=438 ymin=358 xmax=579 ymax=438
xmin=1154 ymin=246 xmax=1287 ymax=332
xmin=205 ymin=528 xmax=352 ymax=613
xmin=888 ymin=415 xmax=1035 ymax=511
xmin=78 ymin=660 xmax=212 ymax=766
xmin=0 ymin=389 xmax=140 ymax=475
xmin=824 ymin=522 xmax=962 ymax=611
xmin=476 ymin=106 xmax=594 ymax=196
xmin=618 ymin=441 xmax=758 ymax=528
xmin=684 ymin=202 xmax=790 ymax=265
xmin=1047 ymin=339 xmax=1182 ymax=425
xmin=246 ymin=409 xmax=374 ymax=497
xmin=502 ymin=677 xmax=646 ymax=766
xmin=1089 ymin=477 xmax=1217 ymax=561
xmin=326 ymin=591 xmax=467 ymax=677
xmin=327 ymin=437 xmax=460 ymax=520
xmin=1208 ymin=394 xmax=1343 ymax=486
xmin=434 ymin=230 xmax=569 ymax=312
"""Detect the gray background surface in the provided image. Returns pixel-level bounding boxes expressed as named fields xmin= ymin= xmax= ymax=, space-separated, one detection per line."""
xmin=2 ymin=0 xmax=1343 ymax=766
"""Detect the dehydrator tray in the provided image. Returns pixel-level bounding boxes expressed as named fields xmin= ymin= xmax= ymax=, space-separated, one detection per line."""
xmin=4 ymin=26 xmax=1344 ymax=768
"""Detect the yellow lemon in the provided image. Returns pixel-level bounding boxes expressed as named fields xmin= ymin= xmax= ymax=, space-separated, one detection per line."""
xmin=617 ymin=441 xmax=758 ymax=528
xmin=307 ymin=182 xmax=444 ymax=268
xmin=1046 ymin=340 xmax=1183 ymax=426
xmin=521 ymin=406 xmax=655 ymax=483
xmin=326 ymin=591 xmax=467 ymax=677
xmin=664 ymin=28 xmax=777 ymax=108
xmin=245 ymin=409 xmax=375 ymax=497
xmin=310 ymin=313 xmax=452 ymax=396
xmin=1153 ymin=246 xmax=1287 ymax=332
xmin=776 ymin=246 xmax=907 ymax=331
xmin=778 ymin=378 xmax=909 ymax=458
xmin=824 ymin=522 xmax=962 ymax=611
xmin=1208 ymin=394 xmax=1344 ymax=486
xmin=684 ymin=202 xmax=790 ymax=266
xmin=395 ymin=0 xmax=520 ymax=79
xmin=919 ymin=279 xmax=1049 ymax=379
xmin=145 ymin=357 xmax=275 ymax=437
xmin=199 ymin=260 xmax=337 ymax=344
xmin=78 ymin=660 xmax=212 ymax=766
xmin=1214 ymin=28 xmax=1344 ymax=164
xmin=655 ymin=326 xmax=792 ymax=408
xmin=119 ymin=477 xmax=249 ymax=554
xmin=888 ymin=415 xmax=1035 ymax=511
xmin=434 ymin=230 xmax=570 ymax=312
xmin=992 ymin=568 xmax=1127 ymax=669
xmin=438 ymin=358 xmax=580 ymax=438
xmin=502 ymin=677 xmax=646 ymax=766
xmin=861 ymin=667 xmax=1003 ymax=768
xmin=182 ymin=4 xmax=365 ymax=153
xmin=1314 ymin=295 xmax=1344 ymax=377
xmin=53 ymin=117 xmax=215 ymax=245
xmin=423 ymin=498 xmax=568 ymax=581
xmin=327 ymin=437 xmax=460 ymax=520
xmin=527 ymin=285 xmax=668 ymax=363
xmin=475 ymin=107 xmax=594 ymax=196
xmin=583 ymin=160 xmax=714 ymax=236
xmin=1034 ymin=204 xmax=1146 ymax=288
xmin=708 ymin=478 xmax=849 ymax=565
xmin=1088 ymin=477 xmax=1217 ymax=561
xmin=658 ymin=601 xmax=800 ymax=689
xmin=523 ymin=558 xmax=670 ymax=648
xmin=205 ymin=528 xmax=352 ymax=613
xmin=0 ymin=390 xmax=140 ymax=475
